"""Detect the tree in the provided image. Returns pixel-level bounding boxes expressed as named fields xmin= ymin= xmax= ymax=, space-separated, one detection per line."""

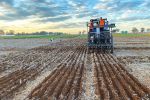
xmin=116 ymin=29 xmax=120 ymax=33
xmin=112 ymin=29 xmax=120 ymax=33
xmin=0 ymin=30 xmax=5 ymax=35
xmin=141 ymin=28 xmax=145 ymax=33
xmin=78 ymin=31 xmax=81 ymax=35
xmin=39 ymin=31 xmax=48 ymax=35
xmin=132 ymin=27 xmax=138 ymax=33
xmin=8 ymin=30 xmax=15 ymax=35
xmin=147 ymin=28 xmax=150 ymax=32
xmin=121 ymin=31 xmax=128 ymax=34
xmin=82 ymin=30 xmax=86 ymax=34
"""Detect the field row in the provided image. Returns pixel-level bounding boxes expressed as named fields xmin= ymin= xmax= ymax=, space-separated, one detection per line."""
xmin=93 ymin=53 xmax=150 ymax=99
xmin=0 ymin=46 xmax=75 ymax=99
xmin=27 ymin=46 xmax=150 ymax=99
xmin=28 ymin=46 xmax=86 ymax=99
xmin=0 ymin=39 xmax=150 ymax=99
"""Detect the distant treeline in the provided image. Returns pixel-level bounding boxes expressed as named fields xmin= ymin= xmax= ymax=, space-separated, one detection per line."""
xmin=16 ymin=31 xmax=66 ymax=35
xmin=0 ymin=30 xmax=68 ymax=35
xmin=116 ymin=27 xmax=150 ymax=34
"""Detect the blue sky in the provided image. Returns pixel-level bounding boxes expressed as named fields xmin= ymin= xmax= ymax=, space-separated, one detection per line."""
xmin=0 ymin=0 xmax=150 ymax=33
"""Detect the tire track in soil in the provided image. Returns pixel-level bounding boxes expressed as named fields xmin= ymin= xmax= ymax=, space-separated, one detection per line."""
xmin=27 ymin=46 xmax=86 ymax=100
xmin=83 ymin=52 xmax=96 ymax=99
xmin=13 ymin=48 xmax=74 ymax=100
xmin=93 ymin=52 xmax=150 ymax=100
xmin=0 ymin=47 xmax=72 ymax=99
xmin=27 ymin=46 xmax=150 ymax=100
xmin=29 ymin=49 xmax=79 ymax=99
xmin=1 ymin=42 xmax=150 ymax=100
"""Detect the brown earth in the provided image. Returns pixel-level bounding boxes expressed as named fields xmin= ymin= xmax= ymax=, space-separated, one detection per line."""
xmin=0 ymin=38 xmax=149 ymax=100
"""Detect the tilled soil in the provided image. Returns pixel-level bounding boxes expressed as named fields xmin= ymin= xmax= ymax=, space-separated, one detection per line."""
xmin=117 ymin=55 xmax=150 ymax=90
xmin=0 ymin=39 xmax=150 ymax=100
xmin=0 ymin=39 xmax=50 ymax=50
xmin=114 ymin=37 xmax=150 ymax=49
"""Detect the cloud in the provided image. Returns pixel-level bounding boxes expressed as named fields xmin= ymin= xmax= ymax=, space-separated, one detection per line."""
xmin=36 ymin=15 xmax=72 ymax=23
xmin=94 ymin=0 xmax=143 ymax=11
xmin=48 ymin=22 xmax=85 ymax=29
xmin=0 ymin=0 xmax=150 ymax=33
xmin=116 ymin=0 xmax=143 ymax=10
xmin=0 ymin=0 xmax=14 ymax=5
xmin=0 ymin=0 xmax=71 ymax=21
xmin=119 ymin=14 xmax=150 ymax=21
xmin=94 ymin=3 xmax=114 ymax=10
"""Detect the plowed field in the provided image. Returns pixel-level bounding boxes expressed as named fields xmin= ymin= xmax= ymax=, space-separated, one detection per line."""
xmin=0 ymin=39 xmax=150 ymax=100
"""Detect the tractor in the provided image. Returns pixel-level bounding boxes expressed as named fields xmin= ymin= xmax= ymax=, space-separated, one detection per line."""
xmin=87 ymin=17 xmax=115 ymax=53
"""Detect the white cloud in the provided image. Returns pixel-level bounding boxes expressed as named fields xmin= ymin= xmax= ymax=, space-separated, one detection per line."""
xmin=94 ymin=3 xmax=114 ymax=10
xmin=119 ymin=10 xmax=134 ymax=19
xmin=68 ymin=1 xmax=77 ymax=7
xmin=117 ymin=10 xmax=141 ymax=21
xmin=0 ymin=12 xmax=4 ymax=16
xmin=0 ymin=2 xmax=16 ymax=16
xmin=0 ymin=0 xmax=149 ymax=33
xmin=100 ymin=0 xmax=112 ymax=2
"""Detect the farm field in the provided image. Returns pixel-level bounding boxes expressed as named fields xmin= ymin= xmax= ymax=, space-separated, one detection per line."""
xmin=0 ymin=34 xmax=82 ymax=39
xmin=0 ymin=37 xmax=150 ymax=99
xmin=0 ymin=0 xmax=150 ymax=99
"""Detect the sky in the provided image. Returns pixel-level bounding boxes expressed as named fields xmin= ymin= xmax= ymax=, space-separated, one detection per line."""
xmin=0 ymin=0 xmax=150 ymax=34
